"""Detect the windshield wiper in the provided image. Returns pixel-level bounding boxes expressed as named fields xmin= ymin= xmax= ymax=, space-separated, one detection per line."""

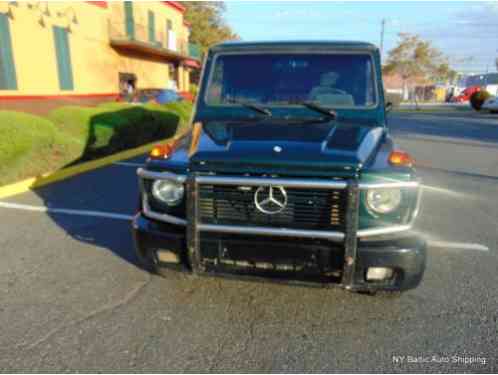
xmin=228 ymin=98 xmax=272 ymax=117
xmin=297 ymin=101 xmax=337 ymax=120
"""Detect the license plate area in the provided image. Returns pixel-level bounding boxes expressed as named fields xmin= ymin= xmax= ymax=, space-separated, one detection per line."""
xmin=199 ymin=232 xmax=344 ymax=283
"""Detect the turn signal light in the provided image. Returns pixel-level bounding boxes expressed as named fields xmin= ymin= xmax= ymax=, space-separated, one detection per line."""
xmin=388 ymin=150 xmax=414 ymax=167
xmin=150 ymin=143 xmax=173 ymax=159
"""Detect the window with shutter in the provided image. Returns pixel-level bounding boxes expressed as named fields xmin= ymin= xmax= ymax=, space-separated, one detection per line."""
xmin=0 ymin=13 xmax=17 ymax=90
xmin=124 ymin=1 xmax=134 ymax=39
xmin=148 ymin=11 xmax=155 ymax=43
xmin=53 ymin=26 xmax=74 ymax=91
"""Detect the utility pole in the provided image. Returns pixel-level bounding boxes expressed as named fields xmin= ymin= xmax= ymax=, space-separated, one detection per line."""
xmin=380 ymin=18 xmax=386 ymax=60
xmin=485 ymin=63 xmax=489 ymax=87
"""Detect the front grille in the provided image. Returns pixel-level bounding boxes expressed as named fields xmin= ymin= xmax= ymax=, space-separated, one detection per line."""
xmin=198 ymin=184 xmax=347 ymax=230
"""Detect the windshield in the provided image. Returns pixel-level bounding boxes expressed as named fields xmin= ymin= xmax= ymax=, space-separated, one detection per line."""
xmin=205 ymin=53 xmax=377 ymax=108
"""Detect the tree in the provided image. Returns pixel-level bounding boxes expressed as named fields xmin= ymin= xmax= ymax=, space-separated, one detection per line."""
xmin=433 ymin=63 xmax=458 ymax=84
xmin=383 ymin=33 xmax=456 ymax=100
xmin=181 ymin=2 xmax=239 ymax=58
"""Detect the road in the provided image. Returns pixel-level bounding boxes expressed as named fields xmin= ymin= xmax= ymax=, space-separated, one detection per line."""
xmin=1 ymin=110 xmax=497 ymax=372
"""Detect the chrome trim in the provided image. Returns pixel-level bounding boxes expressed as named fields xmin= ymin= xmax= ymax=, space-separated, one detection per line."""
xmin=357 ymin=224 xmax=412 ymax=238
xmin=357 ymin=183 xmax=422 ymax=238
xmin=142 ymin=195 xmax=187 ymax=226
xmin=358 ymin=181 xmax=419 ymax=189
xmin=137 ymin=170 xmax=422 ymax=238
xmin=254 ymin=186 xmax=288 ymax=215
xmin=198 ymin=223 xmax=345 ymax=242
xmin=137 ymin=169 xmax=187 ymax=226
xmin=137 ymin=168 xmax=187 ymax=184
xmin=196 ymin=175 xmax=348 ymax=189
xmin=412 ymin=184 xmax=423 ymax=221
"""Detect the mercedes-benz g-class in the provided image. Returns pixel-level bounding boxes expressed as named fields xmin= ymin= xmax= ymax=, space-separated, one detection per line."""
xmin=133 ymin=41 xmax=426 ymax=294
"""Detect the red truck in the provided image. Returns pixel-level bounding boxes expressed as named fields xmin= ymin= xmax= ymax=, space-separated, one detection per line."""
xmin=452 ymin=86 xmax=481 ymax=102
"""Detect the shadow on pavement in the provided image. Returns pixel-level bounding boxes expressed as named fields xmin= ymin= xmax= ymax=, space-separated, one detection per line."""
xmin=67 ymin=106 xmax=180 ymax=165
xmin=31 ymin=106 xmax=182 ymax=269
xmin=31 ymin=166 xmax=141 ymax=268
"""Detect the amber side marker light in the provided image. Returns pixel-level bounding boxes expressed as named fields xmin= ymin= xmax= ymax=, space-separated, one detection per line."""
xmin=389 ymin=150 xmax=414 ymax=167
xmin=150 ymin=143 xmax=174 ymax=159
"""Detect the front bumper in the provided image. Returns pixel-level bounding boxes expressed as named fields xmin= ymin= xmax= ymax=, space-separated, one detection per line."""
xmin=133 ymin=213 xmax=426 ymax=291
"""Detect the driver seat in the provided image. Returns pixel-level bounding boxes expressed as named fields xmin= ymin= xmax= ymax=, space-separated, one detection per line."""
xmin=309 ymin=72 xmax=355 ymax=106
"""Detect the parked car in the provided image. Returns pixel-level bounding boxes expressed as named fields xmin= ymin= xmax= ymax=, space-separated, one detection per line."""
xmin=133 ymin=41 xmax=426 ymax=295
xmin=118 ymin=88 xmax=183 ymax=104
xmin=483 ymin=73 xmax=498 ymax=97
xmin=452 ymin=86 xmax=481 ymax=102
xmin=482 ymin=96 xmax=498 ymax=113
xmin=154 ymin=89 xmax=184 ymax=104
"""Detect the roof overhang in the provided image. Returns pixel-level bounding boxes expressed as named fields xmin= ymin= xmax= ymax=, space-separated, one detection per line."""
xmin=163 ymin=1 xmax=186 ymax=13
xmin=184 ymin=59 xmax=201 ymax=69
xmin=110 ymin=39 xmax=190 ymax=62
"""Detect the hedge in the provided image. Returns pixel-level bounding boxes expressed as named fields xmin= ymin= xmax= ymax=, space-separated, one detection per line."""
xmin=0 ymin=102 xmax=193 ymax=186
xmin=49 ymin=101 xmax=192 ymax=159
xmin=0 ymin=111 xmax=79 ymax=186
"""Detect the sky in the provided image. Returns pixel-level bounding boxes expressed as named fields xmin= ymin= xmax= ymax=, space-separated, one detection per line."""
xmin=223 ymin=1 xmax=498 ymax=74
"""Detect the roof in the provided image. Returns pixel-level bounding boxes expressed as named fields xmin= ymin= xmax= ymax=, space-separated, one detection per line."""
xmin=210 ymin=40 xmax=378 ymax=52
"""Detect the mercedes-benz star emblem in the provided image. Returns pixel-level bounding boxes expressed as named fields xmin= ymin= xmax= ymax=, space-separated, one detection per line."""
xmin=254 ymin=186 xmax=288 ymax=214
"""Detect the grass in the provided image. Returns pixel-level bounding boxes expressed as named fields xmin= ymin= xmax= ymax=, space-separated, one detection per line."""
xmin=0 ymin=111 xmax=80 ymax=186
xmin=0 ymin=101 xmax=193 ymax=186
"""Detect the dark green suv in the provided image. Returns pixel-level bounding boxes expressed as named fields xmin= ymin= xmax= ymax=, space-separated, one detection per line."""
xmin=133 ymin=41 xmax=426 ymax=294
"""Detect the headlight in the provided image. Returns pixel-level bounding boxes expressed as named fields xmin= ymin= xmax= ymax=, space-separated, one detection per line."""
xmin=366 ymin=188 xmax=401 ymax=214
xmin=152 ymin=180 xmax=184 ymax=206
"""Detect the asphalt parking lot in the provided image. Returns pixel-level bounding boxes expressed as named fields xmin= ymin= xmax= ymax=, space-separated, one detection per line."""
xmin=1 ymin=110 xmax=497 ymax=372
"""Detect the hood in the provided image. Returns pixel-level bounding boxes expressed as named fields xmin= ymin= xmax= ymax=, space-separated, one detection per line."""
xmin=186 ymin=119 xmax=385 ymax=175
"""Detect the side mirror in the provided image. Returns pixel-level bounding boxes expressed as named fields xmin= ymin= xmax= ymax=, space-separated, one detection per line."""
xmin=385 ymin=102 xmax=393 ymax=113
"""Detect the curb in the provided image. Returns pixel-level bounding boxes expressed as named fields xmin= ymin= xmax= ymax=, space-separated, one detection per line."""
xmin=0 ymin=137 xmax=178 ymax=200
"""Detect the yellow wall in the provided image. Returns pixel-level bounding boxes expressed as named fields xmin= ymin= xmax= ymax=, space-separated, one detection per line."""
xmin=0 ymin=1 xmax=192 ymax=97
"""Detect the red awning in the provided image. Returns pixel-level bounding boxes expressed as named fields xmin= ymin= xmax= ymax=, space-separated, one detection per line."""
xmin=184 ymin=59 xmax=201 ymax=69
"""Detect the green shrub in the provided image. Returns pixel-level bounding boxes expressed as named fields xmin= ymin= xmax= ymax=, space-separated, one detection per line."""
xmin=50 ymin=102 xmax=193 ymax=159
xmin=49 ymin=106 xmax=123 ymax=155
xmin=384 ymin=91 xmax=402 ymax=108
xmin=0 ymin=111 xmax=77 ymax=185
xmin=0 ymin=102 xmax=193 ymax=186
xmin=470 ymin=90 xmax=491 ymax=111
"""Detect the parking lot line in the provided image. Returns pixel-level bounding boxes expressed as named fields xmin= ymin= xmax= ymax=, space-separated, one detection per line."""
xmin=428 ymin=241 xmax=489 ymax=252
xmin=0 ymin=201 xmax=491 ymax=253
xmin=0 ymin=201 xmax=133 ymax=221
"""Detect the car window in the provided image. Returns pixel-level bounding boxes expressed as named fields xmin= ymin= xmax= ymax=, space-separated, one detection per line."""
xmin=486 ymin=73 xmax=498 ymax=85
xmin=206 ymin=53 xmax=377 ymax=108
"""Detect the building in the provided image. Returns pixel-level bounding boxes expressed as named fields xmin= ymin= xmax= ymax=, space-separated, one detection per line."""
xmin=0 ymin=1 xmax=201 ymax=105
